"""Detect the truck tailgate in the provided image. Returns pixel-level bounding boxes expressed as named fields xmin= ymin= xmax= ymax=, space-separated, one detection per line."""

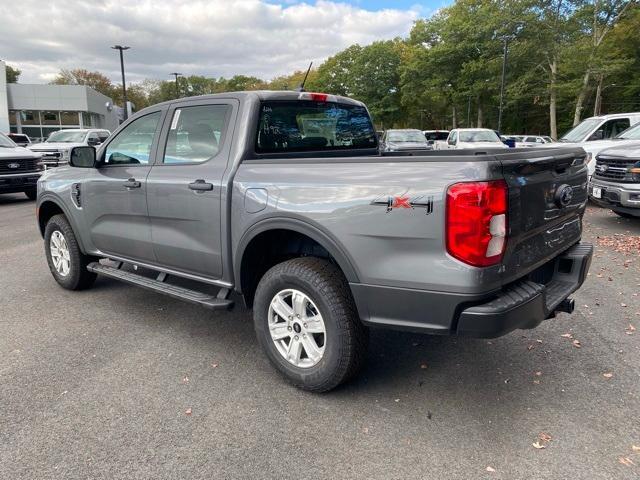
xmin=499 ymin=147 xmax=588 ymax=284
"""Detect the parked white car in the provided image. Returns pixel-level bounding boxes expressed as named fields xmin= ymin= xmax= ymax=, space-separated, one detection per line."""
xmin=28 ymin=128 xmax=110 ymax=167
xmin=511 ymin=135 xmax=554 ymax=147
xmin=439 ymin=128 xmax=509 ymax=150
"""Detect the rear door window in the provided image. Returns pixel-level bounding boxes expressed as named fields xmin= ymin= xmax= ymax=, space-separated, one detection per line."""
xmin=256 ymin=100 xmax=377 ymax=153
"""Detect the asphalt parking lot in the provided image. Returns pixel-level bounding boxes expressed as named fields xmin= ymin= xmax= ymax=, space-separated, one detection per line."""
xmin=1 ymin=194 xmax=639 ymax=479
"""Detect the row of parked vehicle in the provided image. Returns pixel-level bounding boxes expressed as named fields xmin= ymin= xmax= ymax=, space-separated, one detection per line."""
xmin=377 ymin=111 xmax=640 ymax=218
xmin=0 ymin=128 xmax=111 ymax=199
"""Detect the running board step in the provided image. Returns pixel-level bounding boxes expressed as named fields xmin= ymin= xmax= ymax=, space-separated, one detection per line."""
xmin=87 ymin=262 xmax=234 ymax=310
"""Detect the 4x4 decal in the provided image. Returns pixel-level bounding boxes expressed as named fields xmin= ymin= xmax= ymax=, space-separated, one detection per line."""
xmin=371 ymin=195 xmax=434 ymax=214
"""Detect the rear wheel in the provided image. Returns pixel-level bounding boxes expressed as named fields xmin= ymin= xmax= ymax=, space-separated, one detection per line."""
xmin=24 ymin=188 xmax=37 ymax=200
xmin=253 ymin=257 xmax=368 ymax=392
xmin=44 ymin=214 xmax=97 ymax=290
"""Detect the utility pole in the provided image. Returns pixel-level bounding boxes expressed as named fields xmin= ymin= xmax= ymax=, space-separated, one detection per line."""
xmin=170 ymin=72 xmax=183 ymax=98
xmin=111 ymin=45 xmax=130 ymax=120
xmin=467 ymin=96 xmax=472 ymax=127
xmin=497 ymin=36 xmax=509 ymax=133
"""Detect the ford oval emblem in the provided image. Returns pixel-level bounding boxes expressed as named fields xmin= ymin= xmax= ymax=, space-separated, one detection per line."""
xmin=597 ymin=164 xmax=608 ymax=173
xmin=555 ymin=184 xmax=573 ymax=208
xmin=8 ymin=162 xmax=20 ymax=169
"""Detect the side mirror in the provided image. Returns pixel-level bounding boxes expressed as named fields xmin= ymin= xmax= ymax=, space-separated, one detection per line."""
xmin=69 ymin=146 xmax=96 ymax=168
xmin=589 ymin=129 xmax=604 ymax=141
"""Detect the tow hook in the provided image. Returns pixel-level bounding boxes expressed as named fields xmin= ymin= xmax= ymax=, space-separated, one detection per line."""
xmin=556 ymin=298 xmax=575 ymax=314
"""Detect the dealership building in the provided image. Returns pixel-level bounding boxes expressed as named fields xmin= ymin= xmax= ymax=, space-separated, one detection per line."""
xmin=1 ymin=60 xmax=120 ymax=140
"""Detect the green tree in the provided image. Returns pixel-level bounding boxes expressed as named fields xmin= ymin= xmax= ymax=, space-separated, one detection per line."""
xmin=51 ymin=69 xmax=114 ymax=97
xmin=5 ymin=64 xmax=21 ymax=83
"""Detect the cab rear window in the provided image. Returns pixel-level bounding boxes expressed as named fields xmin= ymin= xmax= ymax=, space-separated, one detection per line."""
xmin=256 ymin=100 xmax=377 ymax=153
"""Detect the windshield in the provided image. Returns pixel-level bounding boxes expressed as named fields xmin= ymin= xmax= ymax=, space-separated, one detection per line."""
xmin=46 ymin=130 xmax=87 ymax=143
xmin=459 ymin=130 xmax=501 ymax=143
xmin=0 ymin=132 xmax=16 ymax=148
xmin=560 ymin=118 xmax=601 ymax=142
xmin=387 ymin=130 xmax=427 ymax=143
xmin=617 ymin=122 xmax=640 ymax=140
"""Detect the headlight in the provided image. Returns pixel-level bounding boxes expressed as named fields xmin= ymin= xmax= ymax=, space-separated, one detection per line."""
xmin=61 ymin=149 xmax=70 ymax=161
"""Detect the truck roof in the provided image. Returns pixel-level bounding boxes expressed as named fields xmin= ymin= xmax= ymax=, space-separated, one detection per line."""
xmin=144 ymin=90 xmax=366 ymax=111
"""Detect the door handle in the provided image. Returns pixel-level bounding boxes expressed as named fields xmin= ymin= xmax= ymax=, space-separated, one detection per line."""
xmin=123 ymin=178 xmax=141 ymax=189
xmin=188 ymin=179 xmax=214 ymax=191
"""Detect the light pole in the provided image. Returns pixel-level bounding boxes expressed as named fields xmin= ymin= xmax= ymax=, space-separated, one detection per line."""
xmin=111 ymin=45 xmax=130 ymax=120
xmin=497 ymin=36 xmax=509 ymax=133
xmin=169 ymin=72 xmax=183 ymax=98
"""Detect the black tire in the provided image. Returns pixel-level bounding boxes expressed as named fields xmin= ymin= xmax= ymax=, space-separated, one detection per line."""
xmin=613 ymin=210 xmax=637 ymax=219
xmin=253 ymin=257 xmax=368 ymax=392
xmin=24 ymin=188 xmax=37 ymax=200
xmin=44 ymin=214 xmax=97 ymax=290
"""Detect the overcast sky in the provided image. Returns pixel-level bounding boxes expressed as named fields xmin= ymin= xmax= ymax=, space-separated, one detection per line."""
xmin=0 ymin=0 xmax=448 ymax=85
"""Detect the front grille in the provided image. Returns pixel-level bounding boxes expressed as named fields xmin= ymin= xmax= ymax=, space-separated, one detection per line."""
xmin=594 ymin=155 xmax=637 ymax=183
xmin=31 ymin=150 xmax=62 ymax=161
xmin=0 ymin=157 xmax=41 ymax=174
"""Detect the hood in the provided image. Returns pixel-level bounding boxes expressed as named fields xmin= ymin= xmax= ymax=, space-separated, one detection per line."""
xmin=582 ymin=138 xmax=637 ymax=154
xmin=457 ymin=141 xmax=509 ymax=149
xmin=0 ymin=145 xmax=42 ymax=159
xmin=597 ymin=141 xmax=640 ymax=158
xmin=29 ymin=142 xmax=84 ymax=150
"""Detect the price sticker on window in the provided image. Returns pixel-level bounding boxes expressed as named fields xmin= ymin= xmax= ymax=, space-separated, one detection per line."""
xmin=170 ymin=109 xmax=181 ymax=130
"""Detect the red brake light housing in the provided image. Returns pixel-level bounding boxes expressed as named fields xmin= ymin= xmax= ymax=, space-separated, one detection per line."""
xmin=446 ymin=180 xmax=508 ymax=267
xmin=298 ymin=92 xmax=336 ymax=102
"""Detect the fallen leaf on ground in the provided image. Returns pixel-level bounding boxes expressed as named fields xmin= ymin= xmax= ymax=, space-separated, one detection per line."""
xmin=182 ymin=376 xmax=189 ymax=383
xmin=211 ymin=363 xmax=219 ymax=368
xmin=631 ymin=445 xmax=640 ymax=452
xmin=572 ymin=339 xmax=582 ymax=348
xmin=539 ymin=432 xmax=552 ymax=442
xmin=532 ymin=441 xmax=546 ymax=449
xmin=535 ymin=371 xmax=543 ymax=377
xmin=527 ymin=344 xmax=535 ymax=351
xmin=603 ymin=373 xmax=613 ymax=378
xmin=486 ymin=466 xmax=496 ymax=472
xmin=619 ymin=457 xmax=635 ymax=467
xmin=420 ymin=363 xmax=428 ymax=369
xmin=185 ymin=408 xmax=192 ymax=415
xmin=362 ymin=427 xmax=369 ymax=434
xmin=561 ymin=333 xmax=573 ymax=339
xmin=626 ymin=324 xmax=636 ymax=335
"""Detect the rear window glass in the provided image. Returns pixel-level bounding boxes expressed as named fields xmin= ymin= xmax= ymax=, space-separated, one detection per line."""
xmin=256 ymin=101 xmax=377 ymax=153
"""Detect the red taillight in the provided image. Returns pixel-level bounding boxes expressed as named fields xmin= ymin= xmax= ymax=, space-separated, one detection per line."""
xmin=298 ymin=92 xmax=335 ymax=102
xmin=446 ymin=180 xmax=508 ymax=267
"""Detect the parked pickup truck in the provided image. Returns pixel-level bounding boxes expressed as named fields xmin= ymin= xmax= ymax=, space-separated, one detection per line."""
xmin=589 ymin=142 xmax=640 ymax=218
xmin=436 ymin=128 xmax=509 ymax=150
xmin=29 ymin=128 xmax=110 ymax=167
xmin=36 ymin=91 xmax=593 ymax=392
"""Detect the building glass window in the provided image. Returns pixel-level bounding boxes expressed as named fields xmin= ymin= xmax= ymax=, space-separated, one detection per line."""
xmin=42 ymin=127 xmax=61 ymax=140
xmin=82 ymin=112 xmax=92 ymax=127
xmin=20 ymin=111 xmax=40 ymax=125
xmin=41 ymin=111 xmax=59 ymax=125
xmin=60 ymin=111 xmax=79 ymax=126
xmin=22 ymin=127 xmax=43 ymax=141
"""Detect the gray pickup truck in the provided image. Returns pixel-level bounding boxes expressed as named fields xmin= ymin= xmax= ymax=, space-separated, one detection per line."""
xmin=36 ymin=91 xmax=593 ymax=391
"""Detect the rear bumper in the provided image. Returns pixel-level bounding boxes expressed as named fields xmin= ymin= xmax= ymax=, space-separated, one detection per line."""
xmin=351 ymin=242 xmax=593 ymax=338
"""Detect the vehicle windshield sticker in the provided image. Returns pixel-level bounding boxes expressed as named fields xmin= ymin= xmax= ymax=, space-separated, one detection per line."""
xmin=170 ymin=109 xmax=181 ymax=130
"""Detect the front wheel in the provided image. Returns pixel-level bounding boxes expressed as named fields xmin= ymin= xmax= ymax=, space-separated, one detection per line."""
xmin=44 ymin=214 xmax=97 ymax=290
xmin=253 ymin=257 xmax=368 ymax=392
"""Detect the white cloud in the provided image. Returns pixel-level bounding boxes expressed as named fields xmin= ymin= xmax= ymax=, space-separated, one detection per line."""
xmin=1 ymin=0 xmax=421 ymax=84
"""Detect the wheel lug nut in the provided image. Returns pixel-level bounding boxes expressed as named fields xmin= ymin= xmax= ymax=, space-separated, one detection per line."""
xmin=296 ymin=314 xmax=300 ymax=318
xmin=294 ymin=335 xmax=299 ymax=340
xmin=287 ymin=326 xmax=292 ymax=332
xmin=303 ymin=323 xmax=307 ymax=328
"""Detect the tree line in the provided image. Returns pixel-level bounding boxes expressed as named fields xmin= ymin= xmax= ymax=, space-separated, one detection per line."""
xmin=6 ymin=0 xmax=639 ymax=137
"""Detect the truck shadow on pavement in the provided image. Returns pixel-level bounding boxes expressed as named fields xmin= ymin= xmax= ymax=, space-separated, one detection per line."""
xmin=92 ymin=275 xmax=568 ymax=415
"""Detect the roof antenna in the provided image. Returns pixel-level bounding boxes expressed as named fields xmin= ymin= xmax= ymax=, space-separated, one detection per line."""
xmin=296 ymin=62 xmax=313 ymax=92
